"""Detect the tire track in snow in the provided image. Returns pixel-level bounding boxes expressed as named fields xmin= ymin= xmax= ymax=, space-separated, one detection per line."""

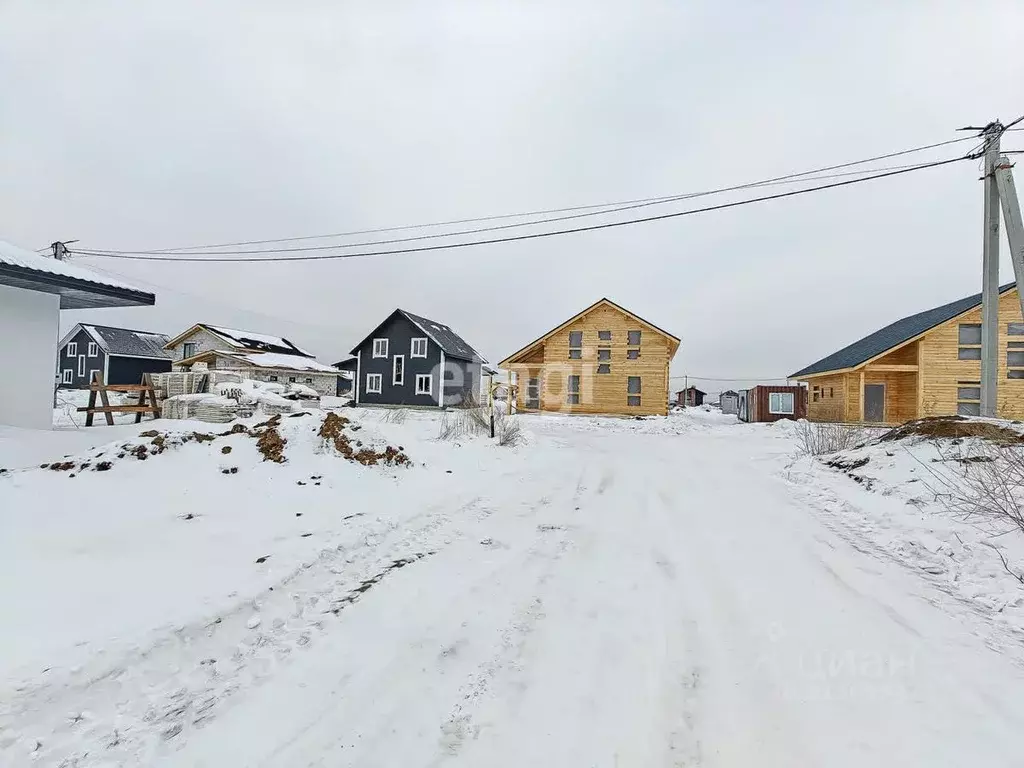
xmin=0 ymin=491 xmax=490 ymax=767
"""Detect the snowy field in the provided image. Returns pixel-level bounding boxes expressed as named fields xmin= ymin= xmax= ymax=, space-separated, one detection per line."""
xmin=2 ymin=406 xmax=1024 ymax=766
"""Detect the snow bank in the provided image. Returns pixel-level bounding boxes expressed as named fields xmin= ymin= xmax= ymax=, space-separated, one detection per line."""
xmin=782 ymin=423 xmax=1024 ymax=640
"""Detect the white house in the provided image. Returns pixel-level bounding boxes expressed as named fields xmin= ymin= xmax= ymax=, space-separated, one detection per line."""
xmin=0 ymin=240 xmax=155 ymax=429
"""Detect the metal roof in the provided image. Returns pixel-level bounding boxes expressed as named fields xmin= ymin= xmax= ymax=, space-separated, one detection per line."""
xmin=0 ymin=240 xmax=154 ymax=308
xmin=349 ymin=309 xmax=486 ymax=363
xmin=82 ymin=325 xmax=172 ymax=359
xmin=205 ymin=325 xmax=313 ymax=357
xmin=791 ymin=283 xmax=1017 ymax=378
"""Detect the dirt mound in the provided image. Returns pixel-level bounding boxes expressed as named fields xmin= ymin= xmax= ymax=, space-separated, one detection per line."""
xmin=319 ymin=412 xmax=410 ymax=466
xmin=879 ymin=416 xmax=1024 ymax=445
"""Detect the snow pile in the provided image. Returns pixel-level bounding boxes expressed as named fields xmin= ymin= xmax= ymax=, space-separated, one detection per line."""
xmin=783 ymin=418 xmax=1024 ymax=639
xmin=53 ymin=388 xmax=134 ymax=428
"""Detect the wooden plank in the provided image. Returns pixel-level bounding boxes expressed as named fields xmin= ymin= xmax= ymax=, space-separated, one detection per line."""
xmin=85 ymin=373 xmax=98 ymax=427
xmin=864 ymin=364 xmax=918 ymax=372
xmin=96 ymin=371 xmax=114 ymax=426
xmin=90 ymin=384 xmax=153 ymax=392
xmin=858 ymin=370 xmax=865 ymax=422
xmin=77 ymin=406 xmax=161 ymax=414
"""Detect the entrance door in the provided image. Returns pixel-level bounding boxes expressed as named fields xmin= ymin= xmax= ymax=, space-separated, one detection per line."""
xmin=864 ymin=384 xmax=885 ymax=423
xmin=526 ymin=377 xmax=540 ymax=409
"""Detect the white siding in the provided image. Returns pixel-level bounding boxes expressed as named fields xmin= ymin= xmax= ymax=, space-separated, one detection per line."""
xmin=0 ymin=284 xmax=59 ymax=429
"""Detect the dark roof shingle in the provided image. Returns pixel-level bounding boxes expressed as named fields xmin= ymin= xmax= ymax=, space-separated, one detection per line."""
xmin=791 ymin=283 xmax=1016 ymax=378
xmin=400 ymin=310 xmax=484 ymax=362
xmin=84 ymin=325 xmax=172 ymax=359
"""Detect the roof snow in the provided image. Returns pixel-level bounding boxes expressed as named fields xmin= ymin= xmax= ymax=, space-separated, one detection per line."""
xmin=230 ymin=352 xmax=340 ymax=373
xmin=0 ymin=240 xmax=148 ymax=296
xmin=207 ymin=326 xmax=314 ymax=357
xmin=80 ymin=325 xmax=172 ymax=359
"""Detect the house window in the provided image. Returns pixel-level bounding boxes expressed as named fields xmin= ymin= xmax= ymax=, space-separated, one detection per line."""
xmin=366 ymin=373 xmax=383 ymax=393
xmin=89 ymin=369 xmax=100 ymax=384
xmin=67 ymin=342 xmax=77 ymax=357
xmin=812 ymin=386 xmax=820 ymax=402
xmin=289 ymin=377 xmax=296 ymax=383
xmin=598 ymin=330 xmax=611 ymax=341
xmin=393 ymin=354 xmax=405 ymax=385
xmin=411 ymin=337 xmax=428 ymax=358
xmin=597 ymin=364 xmax=611 ymax=374
xmin=87 ymin=342 xmax=98 ymax=357
xmin=182 ymin=342 xmax=198 ymax=359
xmin=305 ymin=378 xmax=313 ymax=384
xmin=372 ymin=338 xmax=388 ymax=358
xmin=568 ymin=331 xmax=582 ymax=360
xmin=77 ymin=356 xmax=85 ymax=377
xmin=269 ymin=375 xmax=279 ymax=382
xmin=627 ymin=349 xmax=640 ymax=360
xmin=1009 ymin=323 xmax=1024 ymax=336
xmin=769 ymin=392 xmax=795 ymax=414
xmin=627 ymin=376 xmax=641 ymax=407
xmin=829 ymin=387 xmax=834 ymax=398
xmin=597 ymin=348 xmax=611 ymax=361
xmin=415 ymin=373 xmax=432 ymax=395
xmin=62 ymin=369 xmax=73 ymax=384
xmin=627 ymin=330 xmax=642 ymax=346
xmin=567 ymin=374 xmax=580 ymax=405
xmin=958 ymin=324 xmax=982 ymax=360
xmin=1008 ymin=347 xmax=1024 ymax=379
xmin=957 ymin=381 xmax=981 ymax=416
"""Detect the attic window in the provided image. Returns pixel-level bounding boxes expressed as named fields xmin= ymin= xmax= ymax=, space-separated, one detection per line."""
xmin=182 ymin=342 xmax=198 ymax=359
xmin=372 ymin=338 xmax=389 ymax=358
xmin=958 ymin=324 xmax=982 ymax=360
xmin=67 ymin=342 xmax=77 ymax=357
xmin=87 ymin=342 xmax=98 ymax=357
xmin=598 ymin=330 xmax=612 ymax=341
xmin=411 ymin=337 xmax=428 ymax=358
xmin=568 ymin=330 xmax=582 ymax=360
xmin=627 ymin=330 xmax=641 ymax=346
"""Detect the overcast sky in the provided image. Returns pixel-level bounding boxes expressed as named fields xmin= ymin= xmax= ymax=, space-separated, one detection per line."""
xmin=2 ymin=1 xmax=1024 ymax=395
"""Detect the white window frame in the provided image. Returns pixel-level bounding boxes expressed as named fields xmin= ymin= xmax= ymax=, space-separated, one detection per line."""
xmin=393 ymin=354 xmax=405 ymax=385
xmin=87 ymin=341 xmax=98 ymax=357
xmin=67 ymin=342 xmax=77 ymax=357
xmin=769 ymin=392 xmax=795 ymax=415
xmin=366 ymin=373 xmax=383 ymax=393
xmin=62 ymin=369 xmax=73 ymax=384
xmin=372 ymin=338 xmax=389 ymax=358
xmin=411 ymin=337 xmax=428 ymax=358
xmin=77 ymin=355 xmax=86 ymax=377
xmin=415 ymin=373 xmax=432 ymax=395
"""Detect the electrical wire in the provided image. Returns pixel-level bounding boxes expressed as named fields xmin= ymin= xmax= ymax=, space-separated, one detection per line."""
xmin=74 ymin=135 xmax=979 ymax=256
xmin=72 ymin=163 xmax=940 ymax=258
xmin=72 ymin=156 xmax=969 ymax=264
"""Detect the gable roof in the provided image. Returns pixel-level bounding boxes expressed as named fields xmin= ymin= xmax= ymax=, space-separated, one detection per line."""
xmin=791 ymin=283 xmax=1017 ymax=378
xmin=164 ymin=323 xmax=313 ymax=357
xmin=350 ymin=309 xmax=486 ymax=363
xmin=61 ymin=324 xmax=172 ymax=359
xmin=0 ymin=239 xmax=154 ymax=309
xmin=498 ymin=298 xmax=680 ymax=367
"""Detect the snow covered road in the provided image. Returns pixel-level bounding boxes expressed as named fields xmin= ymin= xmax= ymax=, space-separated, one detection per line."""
xmin=170 ymin=418 xmax=1024 ymax=767
xmin=4 ymin=411 xmax=1024 ymax=766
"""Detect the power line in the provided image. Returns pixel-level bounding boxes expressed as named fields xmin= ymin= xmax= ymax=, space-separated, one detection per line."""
xmin=72 ymin=156 xmax=968 ymax=264
xmin=74 ymin=135 xmax=978 ymax=256
xmin=72 ymin=163 xmax=940 ymax=258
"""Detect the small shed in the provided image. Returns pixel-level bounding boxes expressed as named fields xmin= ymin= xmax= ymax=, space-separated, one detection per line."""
xmin=676 ymin=386 xmax=706 ymax=407
xmin=737 ymin=385 xmax=806 ymax=423
xmin=719 ymin=390 xmax=739 ymax=415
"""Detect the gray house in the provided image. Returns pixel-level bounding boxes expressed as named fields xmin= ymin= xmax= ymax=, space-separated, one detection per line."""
xmin=57 ymin=324 xmax=172 ymax=388
xmin=350 ymin=309 xmax=485 ymax=408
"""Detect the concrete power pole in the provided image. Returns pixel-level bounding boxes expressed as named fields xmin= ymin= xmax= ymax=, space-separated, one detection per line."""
xmin=980 ymin=123 xmax=1003 ymax=417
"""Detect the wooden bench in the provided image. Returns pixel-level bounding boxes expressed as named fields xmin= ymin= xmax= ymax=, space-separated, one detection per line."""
xmin=77 ymin=372 xmax=161 ymax=426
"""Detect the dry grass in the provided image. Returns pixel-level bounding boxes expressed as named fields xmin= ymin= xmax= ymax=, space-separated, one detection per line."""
xmin=795 ymin=421 xmax=868 ymax=456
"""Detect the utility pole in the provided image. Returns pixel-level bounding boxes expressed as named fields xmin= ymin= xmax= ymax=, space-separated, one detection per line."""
xmin=51 ymin=241 xmax=69 ymax=261
xmin=980 ymin=122 xmax=1003 ymax=417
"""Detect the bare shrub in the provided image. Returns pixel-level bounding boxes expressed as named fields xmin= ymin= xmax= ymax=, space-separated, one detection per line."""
xmin=917 ymin=441 xmax=1024 ymax=583
xmin=795 ymin=421 xmax=867 ymax=456
xmin=497 ymin=416 xmax=524 ymax=447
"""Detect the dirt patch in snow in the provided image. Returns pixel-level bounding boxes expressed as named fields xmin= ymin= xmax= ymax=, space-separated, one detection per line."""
xmin=880 ymin=416 xmax=1024 ymax=445
xmin=319 ymin=412 xmax=410 ymax=466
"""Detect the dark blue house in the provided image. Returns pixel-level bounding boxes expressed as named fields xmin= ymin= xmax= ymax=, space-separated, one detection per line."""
xmin=57 ymin=323 xmax=172 ymax=388
xmin=349 ymin=309 xmax=485 ymax=408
